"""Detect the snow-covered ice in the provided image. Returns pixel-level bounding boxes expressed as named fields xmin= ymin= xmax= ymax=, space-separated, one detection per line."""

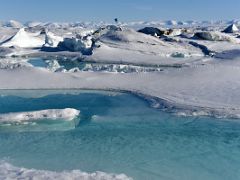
xmin=0 ymin=21 xmax=240 ymax=118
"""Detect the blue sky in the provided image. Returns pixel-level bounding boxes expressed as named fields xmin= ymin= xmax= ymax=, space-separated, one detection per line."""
xmin=0 ymin=0 xmax=239 ymax=22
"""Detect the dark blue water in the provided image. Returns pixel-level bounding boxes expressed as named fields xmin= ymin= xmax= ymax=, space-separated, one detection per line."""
xmin=0 ymin=90 xmax=240 ymax=180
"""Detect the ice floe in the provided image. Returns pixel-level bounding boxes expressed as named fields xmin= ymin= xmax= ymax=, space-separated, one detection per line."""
xmin=0 ymin=108 xmax=80 ymax=123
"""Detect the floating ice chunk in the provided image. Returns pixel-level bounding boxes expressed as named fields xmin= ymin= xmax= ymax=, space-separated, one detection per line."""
xmin=0 ymin=108 xmax=80 ymax=123
xmin=0 ymin=162 xmax=132 ymax=180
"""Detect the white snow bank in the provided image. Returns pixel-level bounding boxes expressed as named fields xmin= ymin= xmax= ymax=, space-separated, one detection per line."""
xmin=1 ymin=28 xmax=44 ymax=48
xmin=0 ymin=162 xmax=132 ymax=180
xmin=0 ymin=108 xmax=80 ymax=123
xmin=99 ymin=28 xmax=161 ymax=44
xmin=195 ymin=31 xmax=240 ymax=43
xmin=1 ymin=60 xmax=240 ymax=118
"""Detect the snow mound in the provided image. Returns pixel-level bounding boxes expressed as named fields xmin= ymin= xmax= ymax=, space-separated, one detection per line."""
xmin=195 ymin=31 xmax=240 ymax=43
xmin=99 ymin=27 xmax=162 ymax=44
xmin=223 ymin=24 xmax=239 ymax=33
xmin=0 ymin=28 xmax=44 ymax=48
xmin=0 ymin=162 xmax=132 ymax=180
xmin=0 ymin=108 xmax=80 ymax=123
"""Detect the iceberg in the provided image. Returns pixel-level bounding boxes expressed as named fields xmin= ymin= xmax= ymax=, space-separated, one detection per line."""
xmin=58 ymin=35 xmax=93 ymax=55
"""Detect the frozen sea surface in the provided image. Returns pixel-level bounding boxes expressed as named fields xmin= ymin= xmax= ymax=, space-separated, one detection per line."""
xmin=0 ymin=90 xmax=240 ymax=180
